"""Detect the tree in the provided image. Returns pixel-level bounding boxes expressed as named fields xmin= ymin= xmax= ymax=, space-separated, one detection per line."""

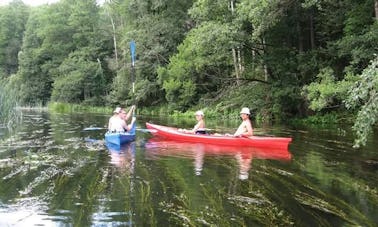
xmin=106 ymin=0 xmax=194 ymax=106
xmin=303 ymin=56 xmax=378 ymax=148
xmin=17 ymin=0 xmax=110 ymax=105
xmin=0 ymin=0 xmax=29 ymax=76
xmin=51 ymin=50 xmax=106 ymax=105
xmin=158 ymin=21 xmax=238 ymax=110
xmin=17 ymin=6 xmax=54 ymax=105
xmin=345 ymin=56 xmax=378 ymax=148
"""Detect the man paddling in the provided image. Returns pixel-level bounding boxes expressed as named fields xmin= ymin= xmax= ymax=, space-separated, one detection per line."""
xmin=108 ymin=105 xmax=136 ymax=132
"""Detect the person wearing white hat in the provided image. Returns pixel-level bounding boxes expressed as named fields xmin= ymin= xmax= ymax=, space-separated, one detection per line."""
xmin=179 ymin=110 xmax=206 ymax=134
xmin=234 ymin=107 xmax=253 ymax=137
xmin=193 ymin=110 xmax=206 ymax=134
xmin=108 ymin=105 xmax=136 ymax=132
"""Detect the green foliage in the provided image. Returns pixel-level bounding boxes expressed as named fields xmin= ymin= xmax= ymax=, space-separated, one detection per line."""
xmin=17 ymin=6 xmax=68 ymax=105
xmin=158 ymin=21 xmax=237 ymax=110
xmin=189 ymin=0 xmax=233 ymax=23
xmin=196 ymin=82 xmax=270 ymax=121
xmin=112 ymin=0 xmax=194 ymax=107
xmin=48 ymin=102 xmax=110 ymax=113
xmin=0 ymin=0 xmax=29 ymax=76
xmin=304 ymin=56 xmax=378 ymax=148
xmin=51 ymin=72 xmax=84 ymax=103
xmin=295 ymin=113 xmax=342 ymax=125
xmin=345 ymin=56 xmax=378 ymax=148
xmin=51 ymin=51 xmax=106 ymax=105
xmin=237 ymin=0 xmax=286 ymax=40
xmin=342 ymin=0 xmax=374 ymax=36
xmin=67 ymin=0 xmax=99 ymax=48
xmin=337 ymin=21 xmax=378 ymax=71
xmin=14 ymin=0 xmax=111 ymax=106
xmin=107 ymin=68 xmax=133 ymax=106
xmin=303 ymin=67 xmax=357 ymax=111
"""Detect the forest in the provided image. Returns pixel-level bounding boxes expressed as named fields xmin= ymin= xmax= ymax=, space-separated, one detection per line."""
xmin=0 ymin=0 xmax=377 ymax=147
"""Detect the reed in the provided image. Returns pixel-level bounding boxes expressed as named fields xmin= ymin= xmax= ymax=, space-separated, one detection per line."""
xmin=48 ymin=102 xmax=111 ymax=114
xmin=0 ymin=81 xmax=22 ymax=129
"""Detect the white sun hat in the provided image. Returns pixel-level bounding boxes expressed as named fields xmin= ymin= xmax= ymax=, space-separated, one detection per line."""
xmin=240 ymin=107 xmax=250 ymax=115
xmin=195 ymin=110 xmax=204 ymax=116
xmin=113 ymin=107 xmax=122 ymax=113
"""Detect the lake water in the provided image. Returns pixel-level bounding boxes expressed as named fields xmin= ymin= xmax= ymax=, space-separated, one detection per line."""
xmin=0 ymin=110 xmax=377 ymax=226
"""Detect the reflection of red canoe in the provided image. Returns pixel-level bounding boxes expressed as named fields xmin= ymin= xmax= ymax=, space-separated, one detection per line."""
xmin=146 ymin=122 xmax=292 ymax=149
xmin=145 ymin=137 xmax=292 ymax=161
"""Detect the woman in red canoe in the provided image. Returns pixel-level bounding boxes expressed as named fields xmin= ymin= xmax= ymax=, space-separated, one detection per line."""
xmin=233 ymin=107 xmax=253 ymax=137
xmin=179 ymin=110 xmax=206 ymax=134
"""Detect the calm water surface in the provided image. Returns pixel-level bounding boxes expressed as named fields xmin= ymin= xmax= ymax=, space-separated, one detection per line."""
xmin=0 ymin=110 xmax=377 ymax=226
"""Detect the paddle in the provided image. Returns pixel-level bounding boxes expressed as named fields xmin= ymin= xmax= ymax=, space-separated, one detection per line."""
xmin=83 ymin=126 xmax=156 ymax=133
xmin=83 ymin=127 xmax=106 ymax=131
xmin=130 ymin=40 xmax=137 ymax=119
xmin=130 ymin=40 xmax=136 ymax=96
xmin=137 ymin=128 xmax=157 ymax=133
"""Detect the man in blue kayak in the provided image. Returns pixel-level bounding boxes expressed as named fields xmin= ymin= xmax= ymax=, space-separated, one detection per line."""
xmin=108 ymin=105 xmax=136 ymax=132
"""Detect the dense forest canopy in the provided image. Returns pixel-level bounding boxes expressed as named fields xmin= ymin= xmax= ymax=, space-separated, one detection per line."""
xmin=0 ymin=0 xmax=377 ymax=147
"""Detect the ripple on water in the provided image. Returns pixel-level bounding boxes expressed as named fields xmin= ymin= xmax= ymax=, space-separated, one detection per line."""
xmin=294 ymin=191 xmax=352 ymax=222
xmin=0 ymin=197 xmax=60 ymax=226
xmin=91 ymin=211 xmax=133 ymax=226
xmin=228 ymin=195 xmax=268 ymax=205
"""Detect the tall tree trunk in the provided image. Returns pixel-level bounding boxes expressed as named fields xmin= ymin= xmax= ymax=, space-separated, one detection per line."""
xmin=109 ymin=15 xmax=118 ymax=67
xmin=375 ymin=0 xmax=378 ymax=19
xmin=297 ymin=21 xmax=303 ymax=52
xmin=104 ymin=2 xmax=118 ymax=68
xmin=230 ymin=0 xmax=240 ymax=84
xmin=237 ymin=49 xmax=243 ymax=75
xmin=296 ymin=4 xmax=303 ymax=53
xmin=310 ymin=11 xmax=315 ymax=49
xmin=232 ymin=48 xmax=240 ymax=84
xmin=262 ymin=38 xmax=268 ymax=82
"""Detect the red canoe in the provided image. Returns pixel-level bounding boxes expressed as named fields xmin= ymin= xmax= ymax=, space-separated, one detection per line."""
xmin=146 ymin=122 xmax=292 ymax=149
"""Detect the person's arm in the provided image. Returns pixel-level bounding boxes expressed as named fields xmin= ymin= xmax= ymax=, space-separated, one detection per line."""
xmin=108 ymin=119 xmax=112 ymax=131
xmin=124 ymin=105 xmax=135 ymax=121
xmin=192 ymin=121 xmax=201 ymax=132
xmin=192 ymin=119 xmax=206 ymax=133
xmin=122 ymin=120 xmax=129 ymax=131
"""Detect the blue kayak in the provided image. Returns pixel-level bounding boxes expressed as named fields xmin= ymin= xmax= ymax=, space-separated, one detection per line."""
xmin=105 ymin=120 xmax=136 ymax=146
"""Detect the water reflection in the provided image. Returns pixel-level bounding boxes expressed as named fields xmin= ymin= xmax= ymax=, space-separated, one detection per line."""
xmin=235 ymin=151 xmax=252 ymax=180
xmin=194 ymin=149 xmax=204 ymax=176
xmin=106 ymin=142 xmax=136 ymax=174
xmin=0 ymin=198 xmax=56 ymax=226
xmin=144 ymin=138 xmax=292 ymax=180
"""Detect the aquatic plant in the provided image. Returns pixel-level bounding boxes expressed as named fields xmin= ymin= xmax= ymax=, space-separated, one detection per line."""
xmin=0 ymin=80 xmax=22 ymax=129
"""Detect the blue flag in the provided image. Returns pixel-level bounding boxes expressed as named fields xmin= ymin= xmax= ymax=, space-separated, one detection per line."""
xmin=130 ymin=40 xmax=136 ymax=67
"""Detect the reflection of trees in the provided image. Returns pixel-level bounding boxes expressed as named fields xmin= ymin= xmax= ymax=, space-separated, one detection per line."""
xmin=296 ymin=151 xmax=377 ymax=226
